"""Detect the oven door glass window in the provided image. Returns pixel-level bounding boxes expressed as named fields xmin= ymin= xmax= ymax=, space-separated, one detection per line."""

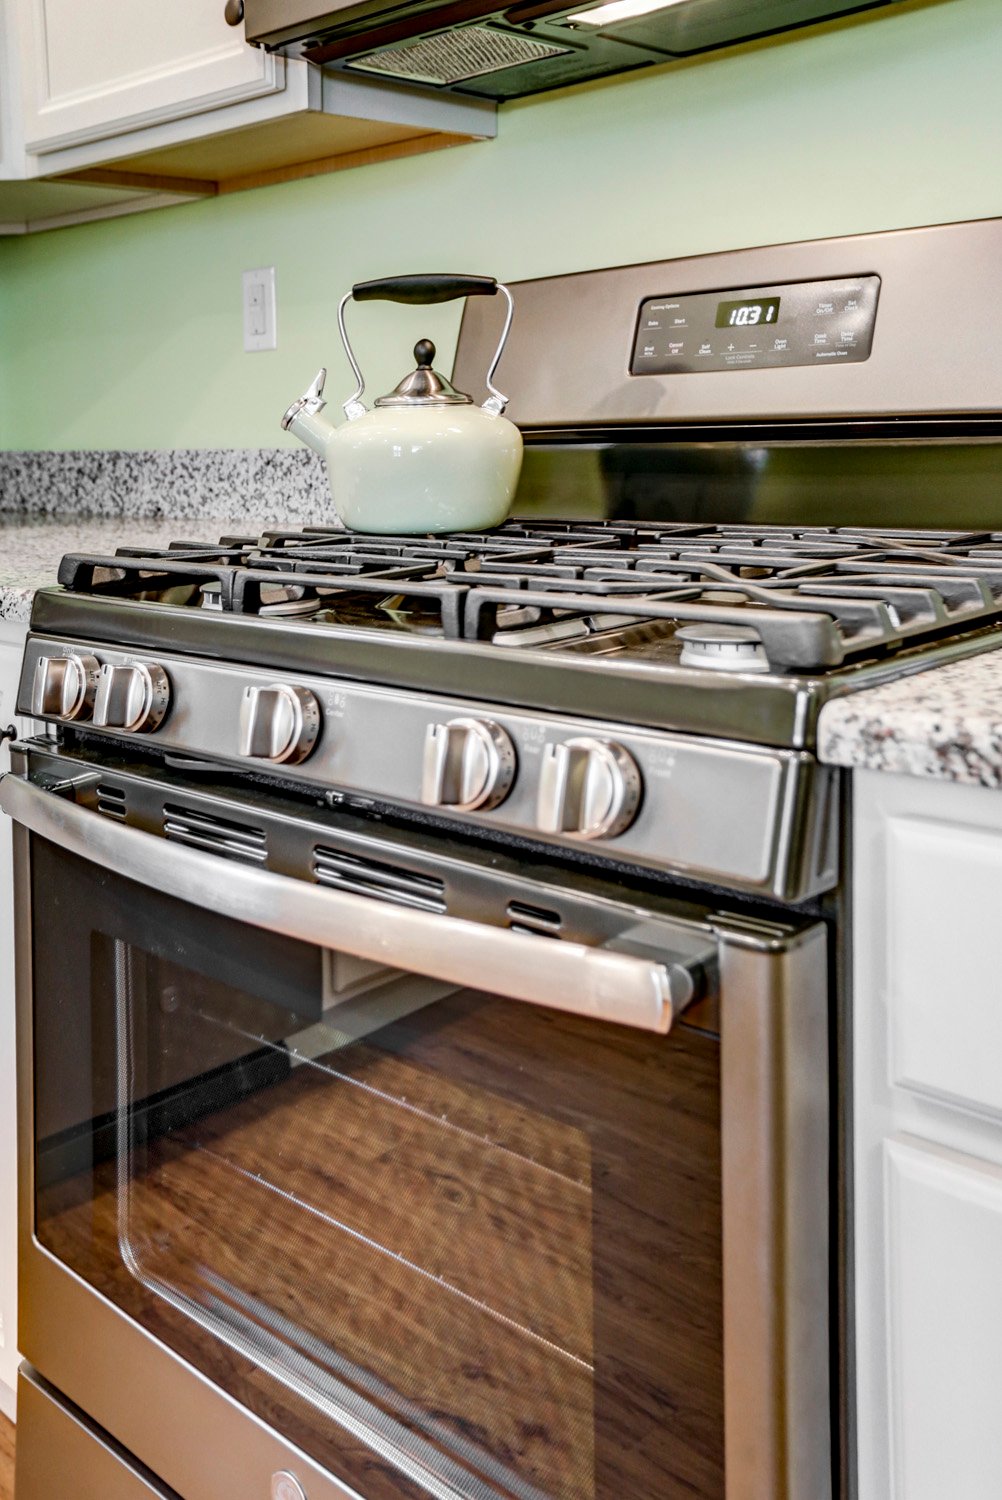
xmin=31 ymin=835 xmax=723 ymax=1500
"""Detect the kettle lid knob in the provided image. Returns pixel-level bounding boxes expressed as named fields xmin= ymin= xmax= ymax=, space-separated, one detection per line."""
xmin=374 ymin=339 xmax=474 ymax=409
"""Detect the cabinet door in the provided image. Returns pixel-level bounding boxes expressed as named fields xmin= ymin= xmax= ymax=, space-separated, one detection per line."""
xmin=853 ymin=771 xmax=1002 ymax=1500
xmin=885 ymin=1136 xmax=1002 ymax=1500
xmin=18 ymin=0 xmax=286 ymax=155
xmin=0 ymin=0 xmax=24 ymax=179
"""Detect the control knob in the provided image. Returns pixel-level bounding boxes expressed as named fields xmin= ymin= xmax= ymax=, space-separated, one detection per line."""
xmin=537 ymin=736 xmax=642 ymax=840
xmin=271 ymin=1475 xmax=307 ymax=1500
xmin=93 ymin=661 xmax=171 ymax=733
xmin=422 ymin=717 xmax=516 ymax=811
xmin=239 ymin=684 xmax=321 ymax=764
xmin=31 ymin=652 xmax=100 ymax=721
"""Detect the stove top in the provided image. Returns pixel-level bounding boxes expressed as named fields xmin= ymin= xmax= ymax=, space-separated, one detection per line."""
xmin=21 ymin=517 xmax=1002 ymax=901
xmin=53 ymin=519 xmax=1002 ymax=676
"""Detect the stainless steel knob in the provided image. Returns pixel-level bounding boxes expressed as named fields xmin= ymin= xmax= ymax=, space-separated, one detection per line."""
xmin=31 ymin=652 xmax=99 ymax=721
xmin=537 ymin=736 xmax=642 ymax=840
xmin=93 ymin=661 xmax=170 ymax=733
xmin=239 ymin=684 xmax=321 ymax=764
xmin=271 ymin=1475 xmax=306 ymax=1500
xmin=421 ymin=717 xmax=516 ymax=812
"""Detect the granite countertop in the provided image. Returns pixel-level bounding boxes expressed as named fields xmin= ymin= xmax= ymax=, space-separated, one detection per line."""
xmin=0 ymin=448 xmax=334 ymax=626
xmin=0 ymin=514 xmax=244 ymax=624
xmin=818 ymin=648 xmax=1002 ymax=788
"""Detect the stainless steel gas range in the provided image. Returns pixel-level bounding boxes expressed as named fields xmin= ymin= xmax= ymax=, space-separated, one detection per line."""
xmin=5 ymin=218 xmax=1002 ymax=1500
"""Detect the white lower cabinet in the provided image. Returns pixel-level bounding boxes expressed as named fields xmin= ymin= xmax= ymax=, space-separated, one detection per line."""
xmin=854 ymin=769 xmax=1002 ymax=1500
xmin=0 ymin=621 xmax=27 ymax=1420
xmin=884 ymin=1136 xmax=1002 ymax=1500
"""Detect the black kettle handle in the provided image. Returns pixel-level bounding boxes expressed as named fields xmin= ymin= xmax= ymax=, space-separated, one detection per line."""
xmin=351 ymin=274 xmax=498 ymax=305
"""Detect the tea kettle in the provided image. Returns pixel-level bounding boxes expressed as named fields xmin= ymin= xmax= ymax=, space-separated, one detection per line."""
xmin=281 ymin=274 xmax=523 ymax=534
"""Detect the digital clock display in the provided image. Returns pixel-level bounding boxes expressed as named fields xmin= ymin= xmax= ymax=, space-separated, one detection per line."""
xmin=715 ymin=296 xmax=782 ymax=329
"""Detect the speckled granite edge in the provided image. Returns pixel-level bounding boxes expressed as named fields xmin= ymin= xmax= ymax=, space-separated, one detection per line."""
xmin=0 ymin=514 xmax=254 ymax=626
xmin=818 ymin=649 xmax=1002 ymax=787
xmin=0 ymin=584 xmax=34 ymax=625
xmin=0 ymin=449 xmax=332 ymax=525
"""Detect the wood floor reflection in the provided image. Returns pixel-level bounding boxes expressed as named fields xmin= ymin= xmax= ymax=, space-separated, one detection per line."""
xmin=36 ymin=988 xmax=725 ymax=1499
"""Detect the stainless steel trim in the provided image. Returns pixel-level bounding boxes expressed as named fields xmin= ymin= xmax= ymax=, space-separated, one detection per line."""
xmin=716 ymin=915 xmax=832 ymax=1500
xmin=0 ymin=771 xmax=704 ymax=1033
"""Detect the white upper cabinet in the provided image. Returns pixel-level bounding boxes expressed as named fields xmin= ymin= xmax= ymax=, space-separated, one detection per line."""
xmin=2 ymin=0 xmax=493 ymax=220
xmin=17 ymin=0 xmax=289 ymax=155
xmin=0 ymin=0 xmax=24 ymax=177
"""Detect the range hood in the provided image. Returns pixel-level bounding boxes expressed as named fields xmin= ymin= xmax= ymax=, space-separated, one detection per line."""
xmin=242 ymin=0 xmax=905 ymax=101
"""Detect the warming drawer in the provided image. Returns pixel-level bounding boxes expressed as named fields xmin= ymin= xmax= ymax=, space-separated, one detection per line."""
xmin=15 ymin=1368 xmax=179 ymax=1500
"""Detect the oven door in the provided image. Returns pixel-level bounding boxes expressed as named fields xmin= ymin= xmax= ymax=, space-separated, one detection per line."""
xmin=3 ymin=755 xmax=831 ymax=1500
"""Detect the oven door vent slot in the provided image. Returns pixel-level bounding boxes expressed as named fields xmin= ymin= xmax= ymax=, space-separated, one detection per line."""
xmin=507 ymin=900 xmax=563 ymax=936
xmin=313 ymin=846 xmax=446 ymax=913
xmin=163 ymin=804 xmax=268 ymax=864
xmin=96 ymin=784 xmax=127 ymax=820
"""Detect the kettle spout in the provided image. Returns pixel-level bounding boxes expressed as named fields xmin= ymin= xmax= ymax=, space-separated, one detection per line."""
xmin=281 ymin=368 xmax=337 ymax=455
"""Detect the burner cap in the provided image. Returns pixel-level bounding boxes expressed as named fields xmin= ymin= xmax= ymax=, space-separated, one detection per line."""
xmin=676 ymin=623 xmax=770 ymax=674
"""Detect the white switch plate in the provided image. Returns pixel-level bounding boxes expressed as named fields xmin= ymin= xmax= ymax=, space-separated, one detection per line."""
xmin=242 ymin=266 xmax=276 ymax=352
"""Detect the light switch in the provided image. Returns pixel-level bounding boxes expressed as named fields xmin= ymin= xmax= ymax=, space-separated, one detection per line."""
xmin=242 ymin=267 xmax=277 ymax=352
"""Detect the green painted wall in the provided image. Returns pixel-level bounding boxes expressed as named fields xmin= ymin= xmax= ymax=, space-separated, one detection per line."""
xmin=0 ymin=0 xmax=996 ymax=451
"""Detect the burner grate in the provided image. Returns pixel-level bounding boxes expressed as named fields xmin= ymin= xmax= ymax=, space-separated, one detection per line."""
xmin=53 ymin=521 xmax=1002 ymax=674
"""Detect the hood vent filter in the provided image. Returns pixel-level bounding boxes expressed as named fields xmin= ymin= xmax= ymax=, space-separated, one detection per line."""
xmin=347 ymin=26 xmax=572 ymax=85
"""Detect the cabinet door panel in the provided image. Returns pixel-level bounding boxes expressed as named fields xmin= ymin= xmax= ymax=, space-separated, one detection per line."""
xmin=885 ymin=1135 xmax=1002 ymax=1500
xmin=887 ymin=815 xmax=1002 ymax=1120
xmin=20 ymin=0 xmax=285 ymax=153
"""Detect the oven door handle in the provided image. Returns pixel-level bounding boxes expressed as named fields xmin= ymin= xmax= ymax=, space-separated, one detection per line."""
xmin=0 ymin=771 xmax=715 ymax=1034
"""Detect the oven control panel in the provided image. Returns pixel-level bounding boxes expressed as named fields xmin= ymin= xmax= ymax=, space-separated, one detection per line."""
xmin=630 ymin=274 xmax=880 ymax=375
xmin=19 ymin=636 xmax=838 ymax=902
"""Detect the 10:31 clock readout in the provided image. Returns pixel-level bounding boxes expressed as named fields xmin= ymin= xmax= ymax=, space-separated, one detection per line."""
xmin=714 ymin=296 xmax=781 ymax=328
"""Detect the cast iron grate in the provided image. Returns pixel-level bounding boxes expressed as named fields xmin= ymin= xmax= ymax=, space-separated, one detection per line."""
xmin=54 ymin=520 xmax=1002 ymax=674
